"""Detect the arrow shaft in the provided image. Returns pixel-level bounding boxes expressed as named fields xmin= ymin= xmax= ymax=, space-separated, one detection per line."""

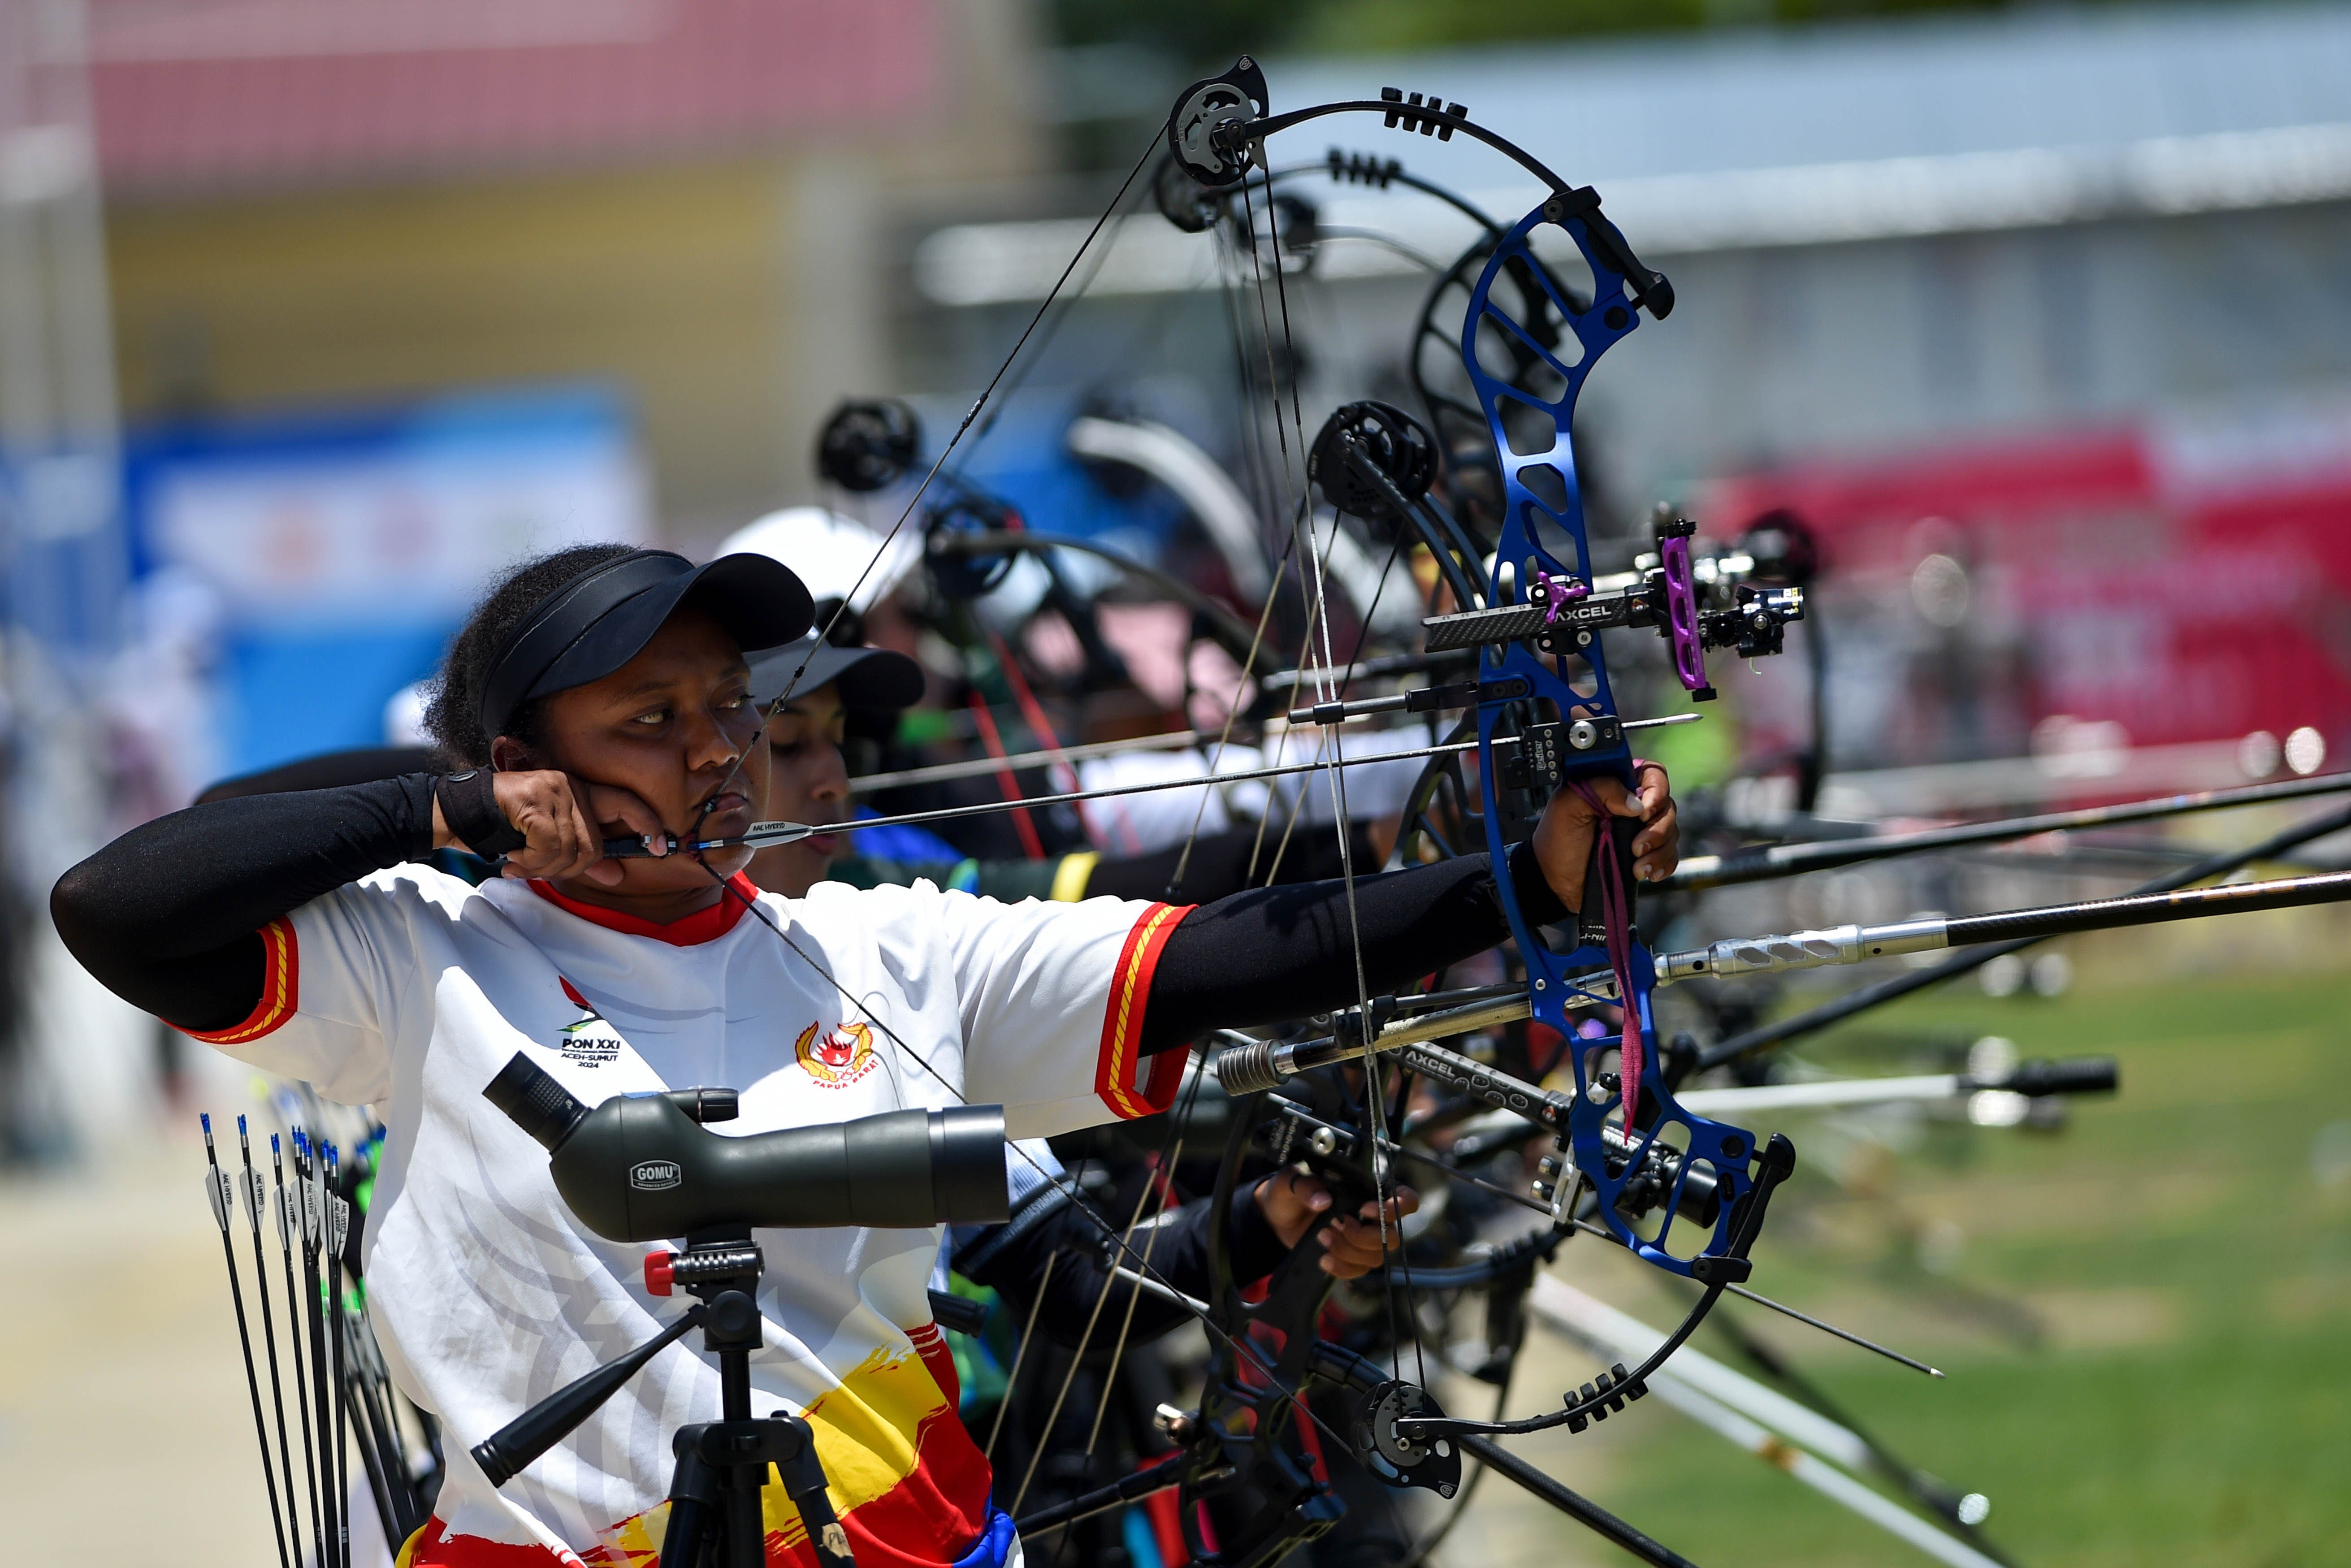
xmin=1667 ymin=769 xmax=2351 ymax=890
xmin=609 ymin=734 xmax=1485 ymax=858
xmin=1697 ymin=795 xmax=2351 ymax=1068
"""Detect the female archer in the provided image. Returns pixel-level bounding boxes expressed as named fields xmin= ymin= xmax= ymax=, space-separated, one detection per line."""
xmin=51 ymin=541 xmax=1678 ymax=1568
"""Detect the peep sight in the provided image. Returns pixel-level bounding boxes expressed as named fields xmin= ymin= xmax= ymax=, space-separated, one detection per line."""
xmin=483 ymin=1053 xmax=1011 ymax=1243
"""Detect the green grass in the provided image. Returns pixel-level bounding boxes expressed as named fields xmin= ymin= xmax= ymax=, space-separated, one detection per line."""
xmin=1552 ymin=967 xmax=2351 ymax=1568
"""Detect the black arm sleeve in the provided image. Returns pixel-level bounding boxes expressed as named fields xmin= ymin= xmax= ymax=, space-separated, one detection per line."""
xmin=952 ymin=1178 xmax=1288 ymax=1350
xmin=1138 ymin=844 xmax=1566 ymax=1057
xmin=49 ymin=776 xmax=439 ymax=1033
xmin=196 ymin=746 xmax=443 ymax=805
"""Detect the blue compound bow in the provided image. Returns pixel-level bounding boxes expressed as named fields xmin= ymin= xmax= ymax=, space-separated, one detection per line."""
xmin=1390 ymin=188 xmax=1804 ymax=1447
xmin=1158 ymin=51 xmax=1805 ymax=1502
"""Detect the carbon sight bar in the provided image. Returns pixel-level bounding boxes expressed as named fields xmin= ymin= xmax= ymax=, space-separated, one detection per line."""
xmin=1285 ymin=670 xmax=1708 ymax=729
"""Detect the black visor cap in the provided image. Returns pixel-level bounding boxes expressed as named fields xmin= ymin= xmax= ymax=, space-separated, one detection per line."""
xmin=747 ymin=637 xmax=925 ymax=712
xmin=480 ymin=550 xmax=813 ymax=738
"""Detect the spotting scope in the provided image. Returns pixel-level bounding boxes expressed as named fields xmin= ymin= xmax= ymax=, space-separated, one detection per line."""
xmin=483 ymin=1053 xmax=1010 ymax=1242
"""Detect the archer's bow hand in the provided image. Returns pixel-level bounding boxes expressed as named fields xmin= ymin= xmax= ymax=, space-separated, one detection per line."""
xmin=1530 ymin=761 xmax=1680 ymax=911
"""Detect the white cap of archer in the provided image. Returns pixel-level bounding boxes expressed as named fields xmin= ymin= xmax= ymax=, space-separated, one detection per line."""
xmin=385 ymin=681 xmax=431 ymax=747
xmin=718 ymin=506 xmax=922 ymax=613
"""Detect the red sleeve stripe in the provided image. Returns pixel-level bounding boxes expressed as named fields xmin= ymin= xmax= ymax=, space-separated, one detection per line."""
xmin=1095 ymin=901 xmax=1192 ymax=1121
xmin=180 ymin=918 xmax=300 ymax=1045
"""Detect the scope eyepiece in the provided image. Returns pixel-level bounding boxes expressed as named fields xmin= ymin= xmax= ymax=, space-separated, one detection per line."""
xmin=484 ymin=1053 xmax=589 ymax=1152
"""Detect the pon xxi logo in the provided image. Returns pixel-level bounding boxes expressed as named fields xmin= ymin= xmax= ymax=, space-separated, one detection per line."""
xmin=556 ymin=977 xmax=625 ymax=1068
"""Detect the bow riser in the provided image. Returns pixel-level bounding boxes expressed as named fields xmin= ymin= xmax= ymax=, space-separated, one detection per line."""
xmin=1462 ymin=201 xmax=1768 ymax=1278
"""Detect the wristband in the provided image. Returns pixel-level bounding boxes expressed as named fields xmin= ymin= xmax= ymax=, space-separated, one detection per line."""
xmin=434 ymin=769 xmax=528 ymax=859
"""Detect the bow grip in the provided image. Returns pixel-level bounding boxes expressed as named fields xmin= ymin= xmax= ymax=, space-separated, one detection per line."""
xmin=1575 ymin=814 xmax=1642 ymax=952
xmin=1260 ymin=1095 xmax=1382 ymax=1216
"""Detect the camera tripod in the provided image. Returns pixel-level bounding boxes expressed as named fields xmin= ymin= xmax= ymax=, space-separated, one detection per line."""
xmin=471 ymin=1226 xmax=856 ymax=1568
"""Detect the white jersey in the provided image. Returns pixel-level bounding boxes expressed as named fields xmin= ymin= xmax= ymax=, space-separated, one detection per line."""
xmin=188 ymin=866 xmax=1190 ymax=1567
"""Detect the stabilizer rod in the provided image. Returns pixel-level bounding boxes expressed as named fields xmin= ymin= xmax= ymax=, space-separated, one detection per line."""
xmin=1221 ymin=864 xmax=2351 ymax=1093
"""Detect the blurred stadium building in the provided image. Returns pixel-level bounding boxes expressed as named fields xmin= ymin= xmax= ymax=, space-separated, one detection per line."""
xmin=917 ymin=0 xmax=2351 ymax=792
xmin=93 ymin=0 xmax=1043 ymax=528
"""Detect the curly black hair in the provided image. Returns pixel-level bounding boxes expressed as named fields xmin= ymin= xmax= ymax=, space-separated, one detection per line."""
xmin=424 ymin=542 xmax=639 ymax=768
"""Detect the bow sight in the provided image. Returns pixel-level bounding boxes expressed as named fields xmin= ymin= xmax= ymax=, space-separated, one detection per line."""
xmin=1422 ymin=507 xmax=1806 ymax=703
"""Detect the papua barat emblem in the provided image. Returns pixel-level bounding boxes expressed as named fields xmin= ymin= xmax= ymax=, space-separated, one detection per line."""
xmin=556 ymin=977 xmax=626 ymax=1068
xmin=795 ymin=1020 xmax=877 ymax=1089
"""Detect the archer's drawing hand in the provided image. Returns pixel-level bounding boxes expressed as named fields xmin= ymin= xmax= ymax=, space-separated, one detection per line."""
xmin=1256 ymin=1170 xmax=1421 ymax=1279
xmin=433 ymin=770 xmax=669 ymax=887
xmin=1531 ymin=761 xmax=1678 ymax=911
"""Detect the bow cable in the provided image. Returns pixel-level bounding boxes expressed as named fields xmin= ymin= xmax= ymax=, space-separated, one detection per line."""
xmin=1075 ymin=157 xmax=1410 ymax=1477
xmin=672 ymin=125 xmax=1170 ymax=856
xmin=1245 ymin=151 xmax=1435 ymax=1395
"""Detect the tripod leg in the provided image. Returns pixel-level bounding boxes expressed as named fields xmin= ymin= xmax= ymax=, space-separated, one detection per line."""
xmin=660 ymin=1434 xmax=717 ymax=1568
xmin=723 ymin=1467 xmax=763 ymax=1567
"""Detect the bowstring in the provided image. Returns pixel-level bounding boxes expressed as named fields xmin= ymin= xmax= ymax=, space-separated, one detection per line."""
xmin=1243 ymin=514 xmax=1329 ymax=885
xmin=1004 ymin=1139 xmax=1173 ymax=1518
xmin=1159 ymin=510 xmax=1301 ymax=899
xmin=658 ymin=122 xmax=1373 ymax=1502
xmin=1010 ymin=1056 xmax=1212 ymax=1547
xmin=682 ymin=126 xmax=1429 ymax=1512
xmin=1303 ymin=528 xmax=1433 ymax=1395
xmin=1245 ymin=150 xmax=1432 ymax=1394
xmin=983 ymin=1241 xmax=1056 ymax=1462
xmin=1079 ymin=1061 xmax=1209 ymax=1457
xmin=1154 ymin=209 xmax=1313 ymax=900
